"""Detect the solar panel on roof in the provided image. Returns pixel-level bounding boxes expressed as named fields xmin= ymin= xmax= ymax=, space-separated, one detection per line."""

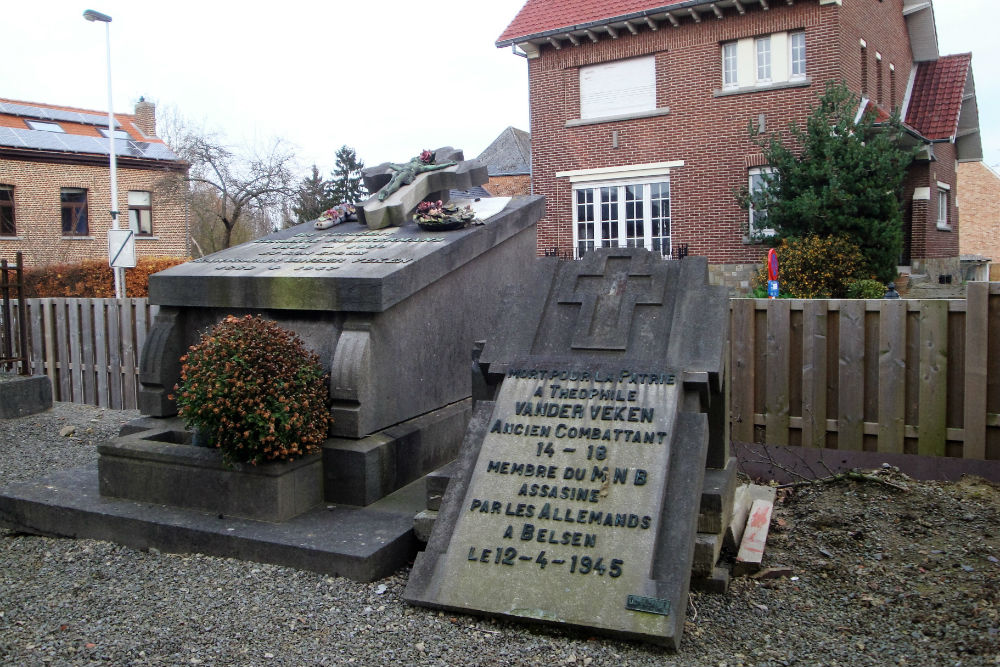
xmin=0 ymin=101 xmax=120 ymax=128
xmin=0 ymin=127 xmax=179 ymax=161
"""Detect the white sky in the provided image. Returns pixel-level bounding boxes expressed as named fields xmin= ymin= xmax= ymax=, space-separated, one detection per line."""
xmin=2 ymin=0 xmax=997 ymax=177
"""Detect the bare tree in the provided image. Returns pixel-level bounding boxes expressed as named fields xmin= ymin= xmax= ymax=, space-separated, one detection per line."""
xmin=177 ymin=134 xmax=296 ymax=249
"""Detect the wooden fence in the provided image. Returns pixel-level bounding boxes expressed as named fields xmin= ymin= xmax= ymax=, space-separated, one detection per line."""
xmin=730 ymin=282 xmax=1000 ymax=461
xmin=5 ymin=287 xmax=999 ymax=463
xmin=3 ymin=298 xmax=159 ymax=410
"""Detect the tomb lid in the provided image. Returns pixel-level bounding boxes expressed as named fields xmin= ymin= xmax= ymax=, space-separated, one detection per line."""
xmin=148 ymin=196 xmax=541 ymax=313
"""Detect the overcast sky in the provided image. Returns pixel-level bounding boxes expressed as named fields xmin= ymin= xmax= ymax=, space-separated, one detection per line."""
xmin=3 ymin=0 xmax=996 ymax=176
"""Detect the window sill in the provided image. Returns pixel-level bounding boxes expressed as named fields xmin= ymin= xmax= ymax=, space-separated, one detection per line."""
xmin=61 ymin=236 xmax=94 ymax=240
xmin=936 ymin=223 xmax=953 ymax=232
xmin=135 ymin=235 xmax=158 ymax=240
xmin=742 ymin=232 xmax=776 ymax=244
xmin=566 ymin=107 xmax=670 ymax=128
xmin=0 ymin=235 xmax=23 ymax=241
xmin=714 ymin=77 xmax=811 ymax=98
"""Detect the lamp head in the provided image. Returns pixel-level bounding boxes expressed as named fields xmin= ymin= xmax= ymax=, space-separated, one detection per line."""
xmin=83 ymin=9 xmax=112 ymax=22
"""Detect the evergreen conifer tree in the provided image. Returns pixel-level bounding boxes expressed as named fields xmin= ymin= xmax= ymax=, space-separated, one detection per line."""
xmin=744 ymin=81 xmax=917 ymax=283
xmin=328 ymin=145 xmax=368 ymax=205
xmin=292 ymin=165 xmax=333 ymax=223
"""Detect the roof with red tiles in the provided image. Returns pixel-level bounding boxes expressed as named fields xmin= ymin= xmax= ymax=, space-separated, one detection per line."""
xmin=904 ymin=53 xmax=972 ymax=141
xmin=497 ymin=0 xmax=700 ymax=45
xmin=0 ymin=96 xmax=163 ymax=144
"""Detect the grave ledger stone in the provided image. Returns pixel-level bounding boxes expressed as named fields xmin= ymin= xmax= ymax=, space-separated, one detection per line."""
xmin=404 ymin=249 xmax=729 ymax=648
xmin=136 ymin=155 xmax=543 ymax=506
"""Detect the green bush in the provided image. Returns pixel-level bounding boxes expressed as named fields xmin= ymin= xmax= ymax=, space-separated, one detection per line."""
xmin=845 ymin=279 xmax=886 ymax=299
xmin=173 ymin=315 xmax=330 ymax=464
xmin=752 ymin=235 xmax=872 ymax=299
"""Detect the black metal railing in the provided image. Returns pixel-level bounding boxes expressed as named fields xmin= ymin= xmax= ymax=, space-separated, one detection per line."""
xmin=0 ymin=252 xmax=29 ymax=375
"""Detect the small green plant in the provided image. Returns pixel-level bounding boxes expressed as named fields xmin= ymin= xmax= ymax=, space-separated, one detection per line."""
xmin=752 ymin=235 xmax=871 ymax=298
xmin=173 ymin=315 xmax=330 ymax=464
xmin=845 ymin=279 xmax=887 ymax=299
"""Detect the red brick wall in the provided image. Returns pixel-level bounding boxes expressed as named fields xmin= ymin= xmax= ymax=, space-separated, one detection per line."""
xmin=528 ymin=0 xmax=930 ymax=264
xmin=0 ymin=158 xmax=188 ymax=268
xmin=958 ymin=161 xmax=1000 ymax=262
xmin=838 ymin=0 xmax=913 ymax=113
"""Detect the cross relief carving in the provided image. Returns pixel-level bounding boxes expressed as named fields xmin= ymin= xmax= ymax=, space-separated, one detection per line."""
xmin=557 ymin=253 xmax=666 ymax=350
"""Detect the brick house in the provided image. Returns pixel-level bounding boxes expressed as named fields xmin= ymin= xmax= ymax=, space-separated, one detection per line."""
xmin=957 ymin=161 xmax=1000 ymax=281
xmin=0 ymin=97 xmax=188 ymax=268
xmin=478 ymin=126 xmax=533 ymax=197
xmin=496 ymin=0 xmax=982 ymax=289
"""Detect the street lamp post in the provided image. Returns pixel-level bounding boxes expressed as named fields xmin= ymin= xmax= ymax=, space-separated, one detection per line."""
xmin=83 ymin=8 xmax=124 ymax=299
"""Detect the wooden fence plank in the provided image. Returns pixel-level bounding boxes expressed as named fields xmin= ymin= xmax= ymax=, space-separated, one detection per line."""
xmin=28 ymin=300 xmax=44 ymax=377
xmin=800 ymin=300 xmax=828 ymax=448
xmin=93 ymin=301 xmax=110 ymax=408
xmin=80 ymin=299 xmax=97 ymax=406
xmin=120 ymin=299 xmax=138 ymax=410
xmin=963 ymin=283 xmax=989 ymax=459
xmin=53 ymin=299 xmax=71 ymax=401
xmin=68 ymin=298 xmax=84 ymax=403
xmin=837 ymin=300 xmax=865 ymax=450
xmin=765 ymin=299 xmax=791 ymax=445
xmin=878 ymin=299 xmax=907 ymax=454
xmin=106 ymin=299 xmax=123 ymax=409
xmin=730 ymin=299 xmax=756 ymax=442
xmin=917 ymin=300 xmax=948 ymax=456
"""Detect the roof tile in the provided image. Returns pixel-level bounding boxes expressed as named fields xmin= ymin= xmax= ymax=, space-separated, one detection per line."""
xmin=904 ymin=53 xmax=972 ymax=141
xmin=498 ymin=0 xmax=694 ymax=44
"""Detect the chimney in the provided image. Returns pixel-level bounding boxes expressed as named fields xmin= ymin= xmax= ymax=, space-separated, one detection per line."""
xmin=133 ymin=97 xmax=156 ymax=137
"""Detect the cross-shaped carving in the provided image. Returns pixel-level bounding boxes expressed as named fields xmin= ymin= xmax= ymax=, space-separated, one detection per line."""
xmin=557 ymin=253 xmax=666 ymax=350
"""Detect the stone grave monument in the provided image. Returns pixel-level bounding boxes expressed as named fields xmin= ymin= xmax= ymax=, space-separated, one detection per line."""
xmin=404 ymin=248 xmax=730 ymax=647
xmin=0 ymin=148 xmax=545 ymax=581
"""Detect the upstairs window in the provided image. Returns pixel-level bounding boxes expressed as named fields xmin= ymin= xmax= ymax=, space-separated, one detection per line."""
xmin=790 ymin=31 xmax=806 ymax=78
xmin=0 ymin=185 xmax=14 ymax=236
xmin=128 ymin=190 xmax=152 ymax=235
xmin=755 ymin=37 xmax=772 ymax=83
xmin=722 ymin=42 xmax=739 ymax=89
xmin=580 ymin=55 xmax=656 ymax=120
xmin=718 ymin=31 xmax=807 ymax=93
xmin=60 ymin=187 xmax=88 ymax=236
xmin=26 ymin=120 xmax=64 ymax=132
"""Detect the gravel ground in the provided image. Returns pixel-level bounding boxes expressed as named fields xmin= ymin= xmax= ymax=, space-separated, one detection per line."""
xmin=1 ymin=403 xmax=998 ymax=666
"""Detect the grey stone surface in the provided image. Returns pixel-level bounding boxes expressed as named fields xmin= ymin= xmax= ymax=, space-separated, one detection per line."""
xmin=140 ymin=196 xmax=543 ymax=440
xmin=689 ymin=565 xmax=731 ymax=595
xmin=98 ymin=420 xmax=323 ymax=523
xmin=426 ymin=460 xmax=458 ymax=511
xmin=413 ymin=509 xmax=437 ymax=543
xmin=692 ymin=532 xmax=723 ymax=577
xmin=0 ymin=465 xmax=422 ymax=582
xmin=0 ymin=373 xmax=52 ymax=418
xmin=323 ymin=400 xmax=471 ymax=506
xmin=697 ymin=456 xmax=737 ymax=534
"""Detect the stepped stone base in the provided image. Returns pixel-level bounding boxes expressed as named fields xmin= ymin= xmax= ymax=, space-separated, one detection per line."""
xmin=0 ymin=373 xmax=52 ymax=419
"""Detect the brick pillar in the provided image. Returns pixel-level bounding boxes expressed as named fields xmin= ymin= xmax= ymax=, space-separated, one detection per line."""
xmin=134 ymin=98 xmax=156 ymax=137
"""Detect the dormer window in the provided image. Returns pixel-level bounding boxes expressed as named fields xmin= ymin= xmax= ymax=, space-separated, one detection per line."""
xmin=26 ymin=120 xmax=64 ymax=132
xmin=99 ymin=128 xmax=131 ymax=139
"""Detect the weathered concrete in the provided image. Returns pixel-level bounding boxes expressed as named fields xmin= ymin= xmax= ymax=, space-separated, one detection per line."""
xmin=0 ymin=373 xmax=52 ymax=418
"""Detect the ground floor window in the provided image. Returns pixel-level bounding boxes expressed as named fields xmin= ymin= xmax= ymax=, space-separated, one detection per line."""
xmin=748 ymin=167 xmax=776 ymax=238
xmin=0 ymin=185 xmax=14 ymax=236
xmin=60 ymin=187 xmax=88 ymax=236
xmin=936 ymin=182 xmax=951 ymax=230
xmin=128 ymin=190 xmax=153 ymax=235
xmin=573 ymin=179 xmax=671 ymax=258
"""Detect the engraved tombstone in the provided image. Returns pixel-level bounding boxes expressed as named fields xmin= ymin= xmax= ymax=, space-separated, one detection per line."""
xmin=404 ymin=248 xmax=729 ymax=648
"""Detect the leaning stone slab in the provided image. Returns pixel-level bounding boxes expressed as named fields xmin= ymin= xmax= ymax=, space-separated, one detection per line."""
xmin=0 ymin=373 xmax=52 ymax=418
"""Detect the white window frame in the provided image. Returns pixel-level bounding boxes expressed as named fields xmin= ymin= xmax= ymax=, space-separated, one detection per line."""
xmin=936 ymin=182 xmax=951 ymax=230
xmin=789 ymin=31 xmax=806 ymax=79
xmin=579 ymin=55 xmax=656 ymax=121
xmin=748 ymin=167 xmax=776 ymax=238
xmin=572 ymin=177 xmax=672 ymax=258
xmin=755 ymin=36 xmax=772 ymax=83
xmin=26 ymin=120 xmax=64 ymax=133
xmin=722 ymin=42 xmax=739 ymax=89
xmin=128 ymin=190 xmax=153 ymax=235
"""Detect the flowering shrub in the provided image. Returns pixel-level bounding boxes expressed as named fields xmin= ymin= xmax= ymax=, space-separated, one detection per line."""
xmin=173 ymin=315 xmax=330 ymax=465
xmin=751 ymin=235 xmax=871 ymax=298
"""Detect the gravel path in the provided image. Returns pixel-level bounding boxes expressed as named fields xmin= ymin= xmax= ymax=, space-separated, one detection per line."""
xmin=1 ymin=403 xmax=998 ymax=666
